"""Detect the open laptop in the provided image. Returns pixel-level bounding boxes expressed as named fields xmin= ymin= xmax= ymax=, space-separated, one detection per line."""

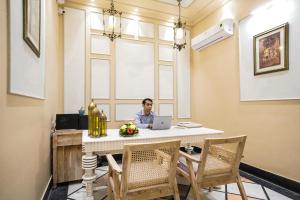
xmin=152 ymin=116 xmax=172 ymax=130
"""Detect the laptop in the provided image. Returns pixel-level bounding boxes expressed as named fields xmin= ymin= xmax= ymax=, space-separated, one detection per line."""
xmin=152 ymin=116 xmax=172 ymax=130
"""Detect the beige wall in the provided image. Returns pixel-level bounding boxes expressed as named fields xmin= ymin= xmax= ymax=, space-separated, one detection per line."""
xmin=191 ymin=0 xmax=300 ymax=181
xmin=0 ymin=1 xmax=63 ymax=200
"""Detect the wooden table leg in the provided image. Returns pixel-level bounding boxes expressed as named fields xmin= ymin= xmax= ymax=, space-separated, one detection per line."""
xmin=82 ymin=152 xmax=97 ymax=200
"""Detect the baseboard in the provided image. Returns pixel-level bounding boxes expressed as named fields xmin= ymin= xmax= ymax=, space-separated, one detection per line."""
xmin=41 ymin=175 xmax=53 ymax=200
xmin=240 ymin=162 xmax=300 ymax=194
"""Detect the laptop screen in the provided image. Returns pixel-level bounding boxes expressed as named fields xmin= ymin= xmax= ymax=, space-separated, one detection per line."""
xmin=152 ymin=116 xmax=172 ymax=130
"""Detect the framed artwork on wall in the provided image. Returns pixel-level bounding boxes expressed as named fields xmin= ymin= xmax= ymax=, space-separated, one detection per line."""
xmin=253 ymin=23 xmax=289 ymax=75
xmin=23 ymin=0 xmax=41 ymax=57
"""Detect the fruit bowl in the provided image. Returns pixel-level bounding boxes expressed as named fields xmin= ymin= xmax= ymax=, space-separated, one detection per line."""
xmin=119 ymin=122 xmax=139 ymax=137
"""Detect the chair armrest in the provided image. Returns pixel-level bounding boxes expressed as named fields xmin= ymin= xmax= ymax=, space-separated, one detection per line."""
xmin=106 ymin=154 xmax=122 ymax=174
xmin=155 ymin=150 xmax=171 ymax=161
xmin=179 ymin=150 xmax=200 ymax=163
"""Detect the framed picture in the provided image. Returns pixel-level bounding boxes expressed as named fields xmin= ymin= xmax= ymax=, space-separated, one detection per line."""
xmin=253 ymin=23 xmax=289 ymax=75
xmin=23 ymin=0 xmax=41 ymax=57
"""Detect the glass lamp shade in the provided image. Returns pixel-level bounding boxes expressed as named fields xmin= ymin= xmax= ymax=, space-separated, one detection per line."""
xmin=102 ymin=1 xmax=122 ymax=42
xmin=173 ymin=21 xmax=187 ymax=51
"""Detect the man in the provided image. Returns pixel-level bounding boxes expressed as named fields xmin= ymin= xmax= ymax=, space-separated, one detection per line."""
xmin=135 ymin=98 xmax=156 ymax=129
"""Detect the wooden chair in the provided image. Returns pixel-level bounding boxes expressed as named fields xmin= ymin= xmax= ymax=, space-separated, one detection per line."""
xmin=177 ymin=135 xmax=247 ymax=200
xmin=106 ymin=140 xmax=181 ymax=200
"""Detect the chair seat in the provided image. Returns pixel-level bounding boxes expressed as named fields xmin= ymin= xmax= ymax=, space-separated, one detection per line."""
xmin=178 ymin=154 xmax=232 ymax=176
xmin=128 ymin=161 xmax=169 ymax=189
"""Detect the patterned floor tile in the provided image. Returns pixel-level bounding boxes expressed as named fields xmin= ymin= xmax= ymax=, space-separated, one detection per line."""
xmin=64 ymin=171 xmax=295 ymax=200
xmin=227 ymin=182 xmax=267 ymax=199
xmin=184 ymin=189 xmax=226 ymax=200
xmin=68 ymin=182 xmax=83 ymax=195
xmin=227 ymin=193 xmax=260 ymax=200
xmin=241 ymin=177 xmax=255 ymax=184
xmin=264 ymin=187 xmax=293 ymax=200
xmin=212 ymin=185 xmax=226 ymax=192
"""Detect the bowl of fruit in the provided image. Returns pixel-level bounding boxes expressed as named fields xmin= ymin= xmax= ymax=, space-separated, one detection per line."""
xmin=119 ymin=122 xmax=139 ymax=137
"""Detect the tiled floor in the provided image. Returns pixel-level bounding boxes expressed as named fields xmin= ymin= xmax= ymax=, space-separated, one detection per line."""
xmin=49 ymin=166 xmax=298 ymax=200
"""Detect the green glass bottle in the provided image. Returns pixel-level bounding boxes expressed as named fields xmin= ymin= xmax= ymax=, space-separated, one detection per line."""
xmin=100 ymin=110 xmax=107 ymax=136
xmin=88 ymin=100 xmax=96 ymax=137
xmin=92 ymin=106 xmax=100 ymax=137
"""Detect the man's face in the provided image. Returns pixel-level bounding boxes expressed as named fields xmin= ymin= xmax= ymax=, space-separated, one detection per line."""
xmin=143 ymin=100 xmax=153 ymax=114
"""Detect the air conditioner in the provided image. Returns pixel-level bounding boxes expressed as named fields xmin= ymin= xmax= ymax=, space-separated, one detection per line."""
xmin=191 ymin=19 xmax=234 ymax=51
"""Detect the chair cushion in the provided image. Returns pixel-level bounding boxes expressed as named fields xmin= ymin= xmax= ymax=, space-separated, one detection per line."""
xmin=128 ymin=161 xmax=169 ymax=189
xmin=178 ymin=154 xmax=232 ymax=176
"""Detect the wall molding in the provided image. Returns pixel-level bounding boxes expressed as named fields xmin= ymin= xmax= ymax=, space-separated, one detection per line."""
xmin=240 ymin=162 xmax=300 ymax=195
xmin=41 ymin=176 xmax=53 ymax=200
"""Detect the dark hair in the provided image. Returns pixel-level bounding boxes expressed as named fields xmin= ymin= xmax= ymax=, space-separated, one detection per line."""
xmin=142 ymin=98 xmax=153 ymax=105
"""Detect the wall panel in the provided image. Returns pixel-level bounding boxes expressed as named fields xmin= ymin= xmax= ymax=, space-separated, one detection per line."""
xmin=64 ymin=7 xmax=85 ymax=113
xmin=115 ymin=39 xmax=155 ymax=99
xmin=177 ymin=30 xmax=191 ymax=118
xmin=91 ymin=59 xmax=110 ymax=99
xmin=159 ymin=65 xmax=173 ymax=99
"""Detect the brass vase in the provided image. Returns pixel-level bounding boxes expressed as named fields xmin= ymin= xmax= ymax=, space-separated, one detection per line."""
xmin=88 ymin=100 xmax=96 ymax=137
xmin=99 ymin=110 xmax=107 ymax=136
xmin=91 ymin=106 xmax=101 ymax=137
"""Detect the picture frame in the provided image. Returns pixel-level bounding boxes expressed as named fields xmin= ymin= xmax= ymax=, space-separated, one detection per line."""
xmin=253 ymin=23 xmax=289 ymax=75
xmin=23 ymin=0 xmax=41 ymax=57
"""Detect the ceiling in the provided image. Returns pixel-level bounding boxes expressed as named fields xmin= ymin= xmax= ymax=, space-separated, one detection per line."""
xmin=156 ymin=0 xmax=194 ymax=8
xmin=66 ymin=0 xmax=231 ymax=26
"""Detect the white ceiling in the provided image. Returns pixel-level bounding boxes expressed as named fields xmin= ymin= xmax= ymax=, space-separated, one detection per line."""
xmin=66 ymin=0 xmax=231 ymax=25
xmin=157 ymin=0 xmax=194 ymax=8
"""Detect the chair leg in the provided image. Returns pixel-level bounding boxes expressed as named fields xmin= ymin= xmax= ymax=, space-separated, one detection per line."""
xmin=173 ymin=178 xmax=180 ymax=200
xmin=237 ymin=175 xmax=248 ymax=200
xmin=107 ymin=178 xmax=113 ymax=200
xmin=186 ymin=159 xmax=201 ymax=200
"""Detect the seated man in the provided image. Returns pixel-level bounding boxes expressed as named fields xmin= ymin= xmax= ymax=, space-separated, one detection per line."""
xmin=135 ymin=98 xmax=156 ymax=129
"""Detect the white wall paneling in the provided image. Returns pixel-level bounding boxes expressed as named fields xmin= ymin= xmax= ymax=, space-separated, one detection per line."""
xmin=122 ymin=18 xmax=138 ymax=36
xmin=116 ymin=39 xmax=155 ymax=99
xmin=96 ymin=104 xmax=111 ymax=121
xmin=64 ymin=7 xmax=86 ymax=113
xmin=159 ymin=25 xmax=174 ymax=41
xmin=121 ymin=18 xmax=154 ymax=38
xmin=159 ymin=104 xmax=174 ymax=117
xmin=159 ymin=45 xmax=174 ymax=61
xmin=138 ymin=21 xmax=154 ymax=38
xmin=90 ymin=12 xmax=103 ymax=30
xmin=91 ymin=59 xmax=110 ymax=99
xmin=8 ymin=0 xmax=45 ymax=99
xmin=115 ymin=104 xmax=142 ymax=121
xmin=239 ymin=0 xmax=300 ymax=100
xmin=177 ymin=30 xmax=191 ymax=118
xmin=91 ymin=35 xmax=110 ymax=55
xmin=159 ymin=65 xmax=173 ymax=99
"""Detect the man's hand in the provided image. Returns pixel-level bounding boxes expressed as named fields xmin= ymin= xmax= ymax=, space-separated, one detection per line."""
xmin=148 ymin=124 xmax=153 ymax=129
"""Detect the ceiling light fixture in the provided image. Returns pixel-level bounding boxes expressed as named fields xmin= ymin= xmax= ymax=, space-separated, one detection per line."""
xmin=173 ymin=0 xmax=186 ymax=51
xmin=103 ymin=0 xmax=122 ymax=42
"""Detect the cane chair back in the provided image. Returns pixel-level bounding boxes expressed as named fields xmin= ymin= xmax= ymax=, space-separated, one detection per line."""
xmin=107 ymin=140 xmax=181 ymax=200
xmin=177 ymin=135 xmax=247 ymax=200
xmin=197 ymin=136 xmax=247 ymax=186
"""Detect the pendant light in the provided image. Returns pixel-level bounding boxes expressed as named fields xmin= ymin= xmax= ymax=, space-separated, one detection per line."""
xmin=103 ymin=0 xmax=122 ymax=41
xmin=173 ymin=0 xmax=187 ymax=51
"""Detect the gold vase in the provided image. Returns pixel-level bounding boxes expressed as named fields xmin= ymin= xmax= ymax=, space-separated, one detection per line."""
xmin=92 ymin=106 xmax=101 ymax=137
xmin=88 ymin=100 xmax=96 ymax=137
xmin=99 ymin=110 xmax=107 ymax=136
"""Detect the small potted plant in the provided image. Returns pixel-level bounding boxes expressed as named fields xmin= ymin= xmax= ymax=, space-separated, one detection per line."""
xmin=119 ymin=122 xmax=139 ymax=137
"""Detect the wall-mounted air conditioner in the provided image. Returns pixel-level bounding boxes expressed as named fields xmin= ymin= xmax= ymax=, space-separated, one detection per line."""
xmin=191 ymin=18 xmax=234 ymax=51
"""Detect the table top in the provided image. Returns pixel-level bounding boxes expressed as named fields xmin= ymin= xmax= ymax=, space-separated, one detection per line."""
xmin=82 ymin=126 xmax=224 ymax=144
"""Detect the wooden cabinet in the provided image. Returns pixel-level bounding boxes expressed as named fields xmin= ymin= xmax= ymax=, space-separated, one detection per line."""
xmin=52 ymin=129 xmax=83 ymax=187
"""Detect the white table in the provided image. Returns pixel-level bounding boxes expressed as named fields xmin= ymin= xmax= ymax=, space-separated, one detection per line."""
xmin=82 ymin=126 xmax=223 ymax=199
